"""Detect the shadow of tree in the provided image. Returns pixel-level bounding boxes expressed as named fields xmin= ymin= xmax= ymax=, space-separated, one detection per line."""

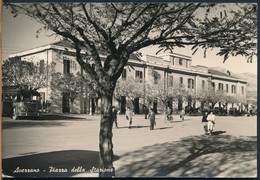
xmin=2 ymin=150 xmax=119 ymax=178
xmin=115 ymin=135 xmax=257 ymax=178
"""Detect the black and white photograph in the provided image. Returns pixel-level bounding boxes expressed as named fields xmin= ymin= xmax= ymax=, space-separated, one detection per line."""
xmin=1 ymin=2 xmax=257 ymax=178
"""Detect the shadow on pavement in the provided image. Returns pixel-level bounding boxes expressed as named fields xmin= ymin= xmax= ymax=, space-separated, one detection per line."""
xmin=18 ymin=115 xmax=86 ymax=121
xmin=2 ymin=121 xmax=67 ymax=129
xmin=173 ymin=119 xmax=192 ymax=122
xmin=211 ymin=131 xmax=227 ymax=135
xmin=155 ymin=126 xmax=173 ymax=130
xmin=2 ymin=115 xmax=92 ymax=129
xmin=2 ymin=150 xmax=119 ymax=178
xmin=118 ymin=126 xmax=150 ymax=129
xmin=115 ymin=135 xmax=257 ymax=178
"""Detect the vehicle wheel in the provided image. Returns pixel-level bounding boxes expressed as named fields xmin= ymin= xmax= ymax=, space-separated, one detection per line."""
xmin=12 ymin=108 xmax=18 ymax=120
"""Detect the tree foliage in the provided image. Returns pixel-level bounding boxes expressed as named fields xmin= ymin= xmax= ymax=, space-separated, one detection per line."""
xmin=2 ymin=57 xmax=51 ymax=90
xmin=114 ymin=78 xmax=144 ymax=104
xmin=146 ymin=80 xmax=179 ymax=110
xmin=197 ymin=87 xmax=226 ymax=109
xmin=51 ymin=72 xmax=83 ymax=113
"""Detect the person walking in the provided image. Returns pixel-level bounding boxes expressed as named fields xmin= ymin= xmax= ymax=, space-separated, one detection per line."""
xmin=166 ymin=107 xmax=173 ymax=122
xmin=112 ymin=106 xmax=119 ymax=128
xmin=148 ymin=108 xmax=156 ymax=130
xmin=207 ymin=111 xmax=215 ymax=135
xmin=126 ymin=107 xmax=134 ymax=129
xmin=180 ymin=109 xmax=185 ymax=121
xmin=143 ymin=105 xmax=149 ymax=119
xmin=201 ymin=111 xmax=208 ymax=134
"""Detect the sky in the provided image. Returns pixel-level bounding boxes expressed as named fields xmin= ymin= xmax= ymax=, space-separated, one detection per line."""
xmin=2 ymin=5 xmax=258 ymax=75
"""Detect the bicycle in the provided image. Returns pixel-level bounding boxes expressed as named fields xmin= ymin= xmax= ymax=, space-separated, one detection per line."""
xmin=164 ymin=114 xmax=173 ymax=123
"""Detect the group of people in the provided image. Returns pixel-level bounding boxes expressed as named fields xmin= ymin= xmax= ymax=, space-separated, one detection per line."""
xmin=127 ymin=106 xmax=156 ymax=130
xmin=113 ymin=106 xmax=216 ymax=135
xmin=113 ymin=106 xmax=218 ymax=135
xmin=201 ymin=111 xmax=216 ymax=135
xmin=165 ymin=107 xmax=185 ymax=122
xmin=112 ymin=106 xmax=188 ymax=130
xmin=112 ymin=106 xmax=156 ymax=130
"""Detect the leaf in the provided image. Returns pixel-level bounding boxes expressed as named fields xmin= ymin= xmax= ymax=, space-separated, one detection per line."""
xmin=191 ymin=44 xmax=199 ymax=50
xmin=203 ymin=47 xmax=208 ymax=58
xmin=223 ymin=53 xmax=229 ymax=63
xmin=192 ymin=47 xmax=199 ymax=55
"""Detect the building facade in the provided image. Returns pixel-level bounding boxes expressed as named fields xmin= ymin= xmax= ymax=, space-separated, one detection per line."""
xmin=9 ymin=41 xmax=247 ymax=115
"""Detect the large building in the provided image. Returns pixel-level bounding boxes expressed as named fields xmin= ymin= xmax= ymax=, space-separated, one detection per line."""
xmin=8 ymin=40 xmax=247 ymax=115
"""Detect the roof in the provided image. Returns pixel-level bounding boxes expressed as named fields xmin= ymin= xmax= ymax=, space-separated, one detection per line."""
xmin=207 ymin=68 xmax=247 ymax=84
xmin=3 ymin=89 xmax=41 ymax=96
xmin=208 ymin=68 xmax=237 ymax=79
xmin=51 ymin=39 xmax=76 ymax=48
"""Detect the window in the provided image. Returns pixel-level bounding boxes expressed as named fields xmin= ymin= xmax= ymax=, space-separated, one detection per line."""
xmin=135 ymin=70 xmax=143 ymax=83
xmin=168 ymin=75 xmax=173 ymax=87
xmin=188 ymin=78 xmax=194 ymax=89
xmin=241 ymin=86 xmax=244 ymax=94
xmin=63 ymin=59 xmax=71 ymax=74
xmin=212 ymin=82 xmax=215 ymax=89
xmin=153 ymin=71 xmax=160 ymax=84
xmin=179 ymin=77 xmax=183 ymax=87
xmin=218 ymin=83 xmax=224 ymax=90
xmin=72 ymin=61 xmax=77 ymax=70
xmin=28 ymin=62 xmax=34 ymax=76
xmin=39 ymin=60 xmax=45 ymax=74
xmin=122 ymin=69 xmax=127 ymax=80
xmin=226 ymin=84 xmax=229 ymax=93
xmin=231 ymin=85 xmax=236 ymax=93
xmin=179 ymin=59 xmax=183 ymax=66
xmin=202 ymin=80 xmax=205 ymax=88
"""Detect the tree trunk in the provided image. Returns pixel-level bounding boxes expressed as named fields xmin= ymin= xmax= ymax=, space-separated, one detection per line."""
xmin=98 ymin=90 xmax=115 ymax=177
xmin=70 ymin=100 xmax=74 ymax=114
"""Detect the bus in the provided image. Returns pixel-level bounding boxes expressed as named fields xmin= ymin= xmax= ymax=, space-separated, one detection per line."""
xmin=2 ymin=86 xmax=41 ymax=120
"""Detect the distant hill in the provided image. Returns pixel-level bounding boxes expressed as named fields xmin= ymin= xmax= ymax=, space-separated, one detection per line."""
xmin=232 ymin=72 xmax=257 ymax=92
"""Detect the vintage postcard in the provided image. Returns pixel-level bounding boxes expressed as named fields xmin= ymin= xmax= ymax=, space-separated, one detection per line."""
xmin=1 ymin=2 xmax=257 ymax=178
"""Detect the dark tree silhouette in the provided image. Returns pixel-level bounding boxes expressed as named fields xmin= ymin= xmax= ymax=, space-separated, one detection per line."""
xmin=6 ymin=3 xmax=257 ymax=177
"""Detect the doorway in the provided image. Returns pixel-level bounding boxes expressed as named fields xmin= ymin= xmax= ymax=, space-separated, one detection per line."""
xmin=62 ymin=92 xmax=70 ymax=113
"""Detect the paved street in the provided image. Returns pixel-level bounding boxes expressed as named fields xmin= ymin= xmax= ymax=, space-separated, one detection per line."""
xmin=2 ymin=114 xmax=257 ymax=178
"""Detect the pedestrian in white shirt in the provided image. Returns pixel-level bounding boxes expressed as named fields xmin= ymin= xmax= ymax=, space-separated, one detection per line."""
xmin=207 ymin=111 xmax=215 ymax=135
xmin=126 ymin=107 xmax=134 ymax=129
